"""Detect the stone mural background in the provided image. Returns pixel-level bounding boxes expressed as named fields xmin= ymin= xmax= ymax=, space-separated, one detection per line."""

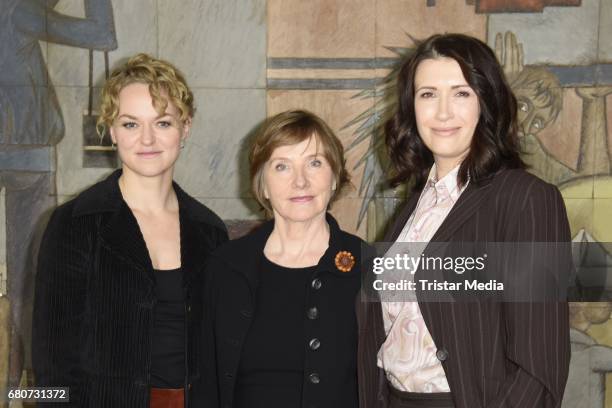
xmin=1 ymin=0 xmax=611 ymax=406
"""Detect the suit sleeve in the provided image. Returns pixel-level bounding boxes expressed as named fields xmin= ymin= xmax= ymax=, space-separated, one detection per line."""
xmin=489 ymin=182 xmax=571 ymax=408
xmin=32 ymin=209 xmax=91 ymax=407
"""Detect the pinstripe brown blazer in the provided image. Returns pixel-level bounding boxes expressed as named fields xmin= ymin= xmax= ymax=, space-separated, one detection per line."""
xmin=357 ymin=168 xmax=571 ymax=408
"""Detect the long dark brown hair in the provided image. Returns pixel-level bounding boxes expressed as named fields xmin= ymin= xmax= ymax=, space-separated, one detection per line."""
xmin=385 ymin=33 xmax=525 ymax=190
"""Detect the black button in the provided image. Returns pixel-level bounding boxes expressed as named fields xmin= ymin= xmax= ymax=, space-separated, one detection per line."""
xmin=307 ymin=307 xmax=318 ymax=320
xmin=225 ymin=372 xmax=234 ymax=380
xmin=226 ymin=338 xmax=239 ymax=347
xmin=309 ymin=338 xmax=321 ymax=350
xmin=187 ymin=305 xmax=192 ymax=313
xmin=308 ymin=373 xmax=320 ymax=384
xmin=311 ymin=278 xmax=322 ymax=290
xmin=436 ymin=348 xmax=449 ymax=362
xmin=240 ymin=309 xmax=253 ymax=318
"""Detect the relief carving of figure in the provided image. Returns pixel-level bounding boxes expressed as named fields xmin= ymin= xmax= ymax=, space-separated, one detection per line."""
xmin=0 ymin=0 xmax=117 ymax=389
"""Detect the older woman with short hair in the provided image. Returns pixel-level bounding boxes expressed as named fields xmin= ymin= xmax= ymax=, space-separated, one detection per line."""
xmin=204 ymin=110 xmax=364 ymax=408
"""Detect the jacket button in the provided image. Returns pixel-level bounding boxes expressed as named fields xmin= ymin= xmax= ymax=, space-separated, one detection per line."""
xmin=226 ymin=338 xmax=239 ymax=347
xmin=436 ymin=348 xmax=449 ymax=362
xmin=188 ymin=383 xmax=192 ymax=390
xmin=309 ymin=338 xmax=321 ymax=350
xmin=307 ymin=307 xmax=318 ymax=320
xmin=308 ymin=373 xmax=320 ymax=384
xmin=311 ymin=278 xmax=322 ymax=290
xmin=225 ymin=372 xmax=234 ymax=380
xmin=240 ymin=309 xmax=253 ymax=318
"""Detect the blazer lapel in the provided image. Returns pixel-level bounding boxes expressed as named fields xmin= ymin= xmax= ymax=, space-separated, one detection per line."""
xmin=97 ymin=179 xmax=223 ymax=287
xmin=383 ymin=192 xmax=420 ymax=242
xmin=178 ymin=196 xmax=215 ymax=290
xmin=216 ymin=219 xmax=272 ymax=297
xmin=429 ymin=177 xmax=493 ymax=243
xmin=385 ymin=173 xmax=495 ymax=245
xmin=383 ymin=178 xmax=494 ymax=302
xmin=99 ymin=201 xmax=155 ymax=282
xmin=415 ymin=178 xmax=494 ymax=283
xmin=414 ymin=177 xmax=495 ymax=303
xmin=179 ymin=206 xmax=198 ymax=289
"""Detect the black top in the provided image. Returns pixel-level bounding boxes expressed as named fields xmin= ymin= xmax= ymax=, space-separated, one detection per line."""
xmin=234 ymin=257 xmax=317 ymax=408
xmin=151 ymin=268 xmax=185 ymax=388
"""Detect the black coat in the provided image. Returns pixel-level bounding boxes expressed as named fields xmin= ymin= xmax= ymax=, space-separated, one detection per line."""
xmin=203 ymin=214 xmax=364 ymax=408
xmin=32 ymin=170 xmax=228 ymax=407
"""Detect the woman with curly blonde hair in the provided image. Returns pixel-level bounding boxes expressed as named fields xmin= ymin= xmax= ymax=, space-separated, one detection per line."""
xmin=33 ymin=53 xmax=227 ymax=407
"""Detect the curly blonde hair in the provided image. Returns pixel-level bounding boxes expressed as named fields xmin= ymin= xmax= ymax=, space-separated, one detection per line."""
xmin=96 ymin=53 xmax=194 ymax=136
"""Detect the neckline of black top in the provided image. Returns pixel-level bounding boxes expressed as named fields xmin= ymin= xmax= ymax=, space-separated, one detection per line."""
xmin=153 ymin=267 xmax=182 ymax=273
xmin=262 ymin=255 xmax=318 ymax=272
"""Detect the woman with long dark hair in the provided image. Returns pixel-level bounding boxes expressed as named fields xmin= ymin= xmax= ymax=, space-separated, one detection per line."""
xmin=358 ymin=33 xmax=571 ymax=408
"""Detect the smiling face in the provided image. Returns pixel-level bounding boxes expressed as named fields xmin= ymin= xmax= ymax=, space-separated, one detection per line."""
xmin=110 ymin=82 xmax=190 ymax=179
xmin=413 ymin=57 xmax=480 ymax=171
xmin=263 ymin=135 xmax=335 ymax=224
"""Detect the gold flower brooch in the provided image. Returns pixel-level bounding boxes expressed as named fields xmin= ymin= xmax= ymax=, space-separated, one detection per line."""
xmin=334 ymin=251 xmax=355 ymax=273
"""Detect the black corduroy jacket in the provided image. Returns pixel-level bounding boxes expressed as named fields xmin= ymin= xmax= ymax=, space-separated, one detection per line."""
xmin=203 ymin=214 xmax=365 ymax=408
xmin=32 ymin=170 xmax=228 ymax=407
